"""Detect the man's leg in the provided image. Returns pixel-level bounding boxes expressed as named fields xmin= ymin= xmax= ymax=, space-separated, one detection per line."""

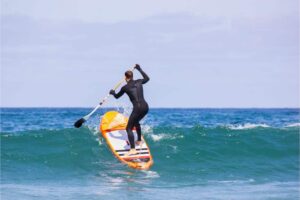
xmin=134 ymin=107 xmax=148 ymax=145
xmin=135 ymin=122 xmax=142 ymax=141
xmin=126 ymin=115 xmax=136 ymax=149
xmin=125 ymin=113 xmax=137 ymax=156
xmin=125 ymin=113 xmax=140 ymax=156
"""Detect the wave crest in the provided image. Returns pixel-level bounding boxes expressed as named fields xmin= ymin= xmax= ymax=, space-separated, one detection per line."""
xmin=226 ymin=123 xmax=270 ymax=130
xmin=285 ymin=123 xmax=300 ymax=127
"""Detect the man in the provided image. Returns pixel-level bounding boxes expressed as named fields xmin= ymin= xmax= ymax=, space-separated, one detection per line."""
xmin=110 ymin=64 xmax=150 ymax=156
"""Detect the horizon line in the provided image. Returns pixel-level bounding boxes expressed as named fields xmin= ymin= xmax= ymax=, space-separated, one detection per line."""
xmin=1 ymin=106 xmax=299 ymax=109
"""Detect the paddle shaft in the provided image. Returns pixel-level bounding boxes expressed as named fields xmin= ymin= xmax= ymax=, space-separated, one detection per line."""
xmin=83 ymin=67 xmax=135 ymax=120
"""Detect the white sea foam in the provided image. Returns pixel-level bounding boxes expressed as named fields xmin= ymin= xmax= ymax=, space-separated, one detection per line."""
xmin=96 ymin=137 xmax=104 ymax=145
xmin=141 ymin=124 xmax=153 ymax=134
xmin=142 ymin=170 xmax=160 ymax=179
xmin=150 ymin=134 xmax=166 ymax=141
xmin=150 ymin=133 xmax=183 ymax=141
xmin=285 ymin=123 xmax=300 ymax=127
xmin=227 ymin=123 xmax=270 ymax=130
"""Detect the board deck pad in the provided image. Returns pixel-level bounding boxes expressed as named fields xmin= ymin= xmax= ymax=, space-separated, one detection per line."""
xmin=100 ymin=111 xmax=153 ymax=170
xmin=107 ymin=130 xmax=150 ymax=161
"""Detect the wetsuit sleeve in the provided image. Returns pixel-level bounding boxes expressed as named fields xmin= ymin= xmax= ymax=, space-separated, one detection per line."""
xmin=137 ymin=68 xmax=150 ymax=84
xmin=113 ymin=87 xmax=125 ymax=99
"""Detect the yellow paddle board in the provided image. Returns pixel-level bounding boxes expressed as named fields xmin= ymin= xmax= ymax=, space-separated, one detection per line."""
xmin=100 ymin=111 xmax=153 ymax=170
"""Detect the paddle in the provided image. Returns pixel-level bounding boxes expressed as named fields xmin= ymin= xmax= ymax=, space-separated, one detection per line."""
xmin=74 ymin=67 xmax=135 ymax=128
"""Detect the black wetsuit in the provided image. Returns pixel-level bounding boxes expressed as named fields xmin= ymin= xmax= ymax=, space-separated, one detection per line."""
xmin=112 ymin=68 xmax=149 ymax=149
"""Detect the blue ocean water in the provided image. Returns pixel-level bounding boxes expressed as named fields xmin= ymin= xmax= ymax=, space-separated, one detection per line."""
xmin=1 ymin=108 xmax=299 ymax=200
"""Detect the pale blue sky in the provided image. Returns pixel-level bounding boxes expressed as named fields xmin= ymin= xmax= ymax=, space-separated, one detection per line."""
xmin=1 ymin=0 xmax=299 ymax=107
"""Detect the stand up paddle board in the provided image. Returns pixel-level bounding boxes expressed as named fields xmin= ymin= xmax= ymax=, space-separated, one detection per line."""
xmin=100 ymin=111 xmax=153 ymax=170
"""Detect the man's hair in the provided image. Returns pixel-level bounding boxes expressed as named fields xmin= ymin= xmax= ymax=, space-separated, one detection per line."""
xmin=125 ymin=71 xmax=133 ymax=79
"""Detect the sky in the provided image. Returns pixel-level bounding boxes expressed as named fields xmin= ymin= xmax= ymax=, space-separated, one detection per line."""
xmin=1 ymin=0 xmax=299 ymax=108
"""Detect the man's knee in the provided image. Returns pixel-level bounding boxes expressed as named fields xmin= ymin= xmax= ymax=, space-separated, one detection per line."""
xmin=126 ymin=123 xmax=134 ymax=132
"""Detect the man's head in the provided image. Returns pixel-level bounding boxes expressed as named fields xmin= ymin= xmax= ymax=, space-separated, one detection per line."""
xmin=125 ymin=71 xmax=133 ymax=82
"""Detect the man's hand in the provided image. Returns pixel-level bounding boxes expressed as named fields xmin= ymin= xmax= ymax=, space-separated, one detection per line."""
xmin=109 ymin=89 xmax=115 ymax=95
xmin=134 ymin=64 xmax=141 ymax=71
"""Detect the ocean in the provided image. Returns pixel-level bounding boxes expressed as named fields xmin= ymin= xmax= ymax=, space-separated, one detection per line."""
xmin=1 ymin=108 xmax=299 ymax=200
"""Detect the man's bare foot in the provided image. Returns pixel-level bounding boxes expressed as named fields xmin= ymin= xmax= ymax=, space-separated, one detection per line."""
xmin=135 ymin=140 xmax=143 ymax=146
xmin=124 ymin=149 xmax=138 ymax=156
